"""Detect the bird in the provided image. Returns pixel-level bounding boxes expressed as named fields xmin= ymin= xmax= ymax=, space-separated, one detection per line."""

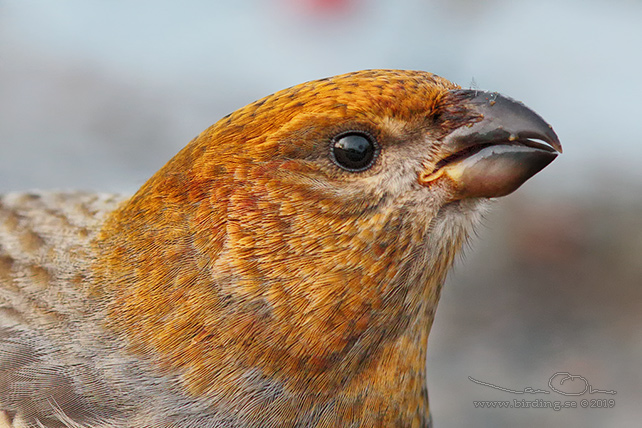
xmin=0 ymin=69 xmax=561 ymax=428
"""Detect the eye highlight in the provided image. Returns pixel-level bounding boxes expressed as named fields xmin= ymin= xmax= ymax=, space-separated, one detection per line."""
xmin=330 ymin=132 xmax=379 ymax=172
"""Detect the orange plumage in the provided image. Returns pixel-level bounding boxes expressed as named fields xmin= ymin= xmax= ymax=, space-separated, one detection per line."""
xmin=0 ymin=70 xmax=560 ymax=427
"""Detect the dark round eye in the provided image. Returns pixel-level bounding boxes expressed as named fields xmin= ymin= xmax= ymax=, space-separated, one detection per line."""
xmin=331 ymin=132 xmax=378 ymax=171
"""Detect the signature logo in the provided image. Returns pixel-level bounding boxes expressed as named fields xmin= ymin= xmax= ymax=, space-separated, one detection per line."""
xmin=469 ymin=372 xmax=616 ymax=396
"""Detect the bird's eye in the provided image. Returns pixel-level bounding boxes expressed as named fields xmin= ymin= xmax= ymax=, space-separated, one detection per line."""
xmin=331 ymin=132 xmax=378 ymax=172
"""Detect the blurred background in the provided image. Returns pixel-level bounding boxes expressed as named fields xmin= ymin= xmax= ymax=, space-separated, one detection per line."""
xmin=1 ymin=0 xmax=640 ymax=426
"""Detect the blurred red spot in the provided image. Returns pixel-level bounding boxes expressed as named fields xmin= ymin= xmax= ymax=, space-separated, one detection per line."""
xmin=282 ymin=0 xmax=357 ymax=16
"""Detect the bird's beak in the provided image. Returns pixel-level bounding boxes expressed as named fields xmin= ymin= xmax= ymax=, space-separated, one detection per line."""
xmin=419 ymin=90 xmax=562 ymax=199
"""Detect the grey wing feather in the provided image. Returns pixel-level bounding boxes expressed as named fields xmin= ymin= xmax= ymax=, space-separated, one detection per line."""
xmin=0 ymin=327 xmax=103 ymax=427
xmin=0 ymin=192 xmax=128 ymax=428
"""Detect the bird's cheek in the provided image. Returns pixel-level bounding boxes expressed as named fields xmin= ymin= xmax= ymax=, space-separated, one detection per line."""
xmin=418 ymin=145 xmax=557 ymax=200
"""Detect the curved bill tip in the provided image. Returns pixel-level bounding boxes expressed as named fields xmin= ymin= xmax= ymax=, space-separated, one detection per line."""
xmin=452 ymin=90 xmax=562 ymax=154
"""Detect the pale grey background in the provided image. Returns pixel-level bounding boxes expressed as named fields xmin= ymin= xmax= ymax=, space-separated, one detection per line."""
xmin=1 ymin=0 xmax=641 ymax=426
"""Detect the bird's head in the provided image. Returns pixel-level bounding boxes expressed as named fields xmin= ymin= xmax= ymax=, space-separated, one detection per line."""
xmin=95 ymin=70 xmax=560 ymax=399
